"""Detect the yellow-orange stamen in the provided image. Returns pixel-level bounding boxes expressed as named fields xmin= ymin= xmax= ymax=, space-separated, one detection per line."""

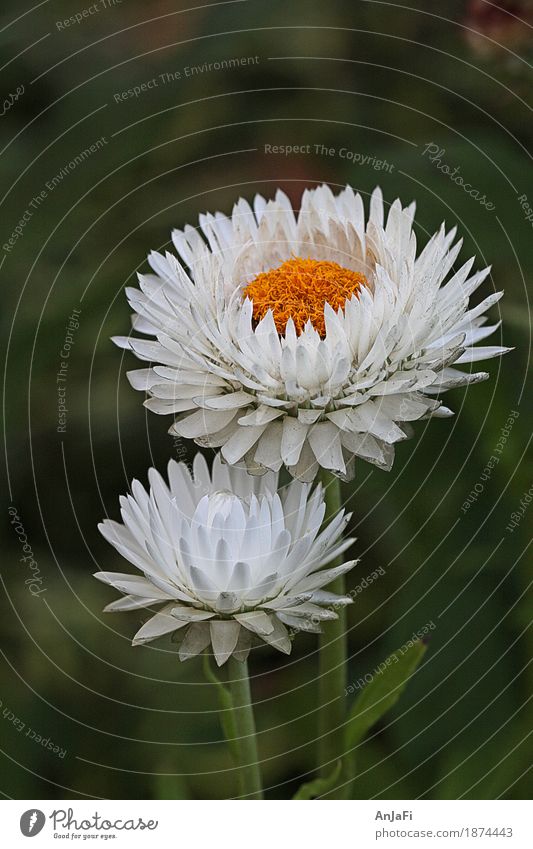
xmin=243 ymin=257 xmax=367 ymax=336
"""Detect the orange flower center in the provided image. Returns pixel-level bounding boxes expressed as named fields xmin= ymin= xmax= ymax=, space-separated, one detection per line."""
xmin=243 ymin=257 xmax=367 ymax=336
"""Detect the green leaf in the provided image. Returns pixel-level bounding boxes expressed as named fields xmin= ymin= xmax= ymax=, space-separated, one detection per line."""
xmin=293 ymin=761 xmax=342 ymax=799
xmin=346 ymin=640 xmax=427 ymax=749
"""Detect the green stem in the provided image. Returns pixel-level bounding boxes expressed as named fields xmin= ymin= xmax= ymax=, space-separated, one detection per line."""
xmin=226 ymin=656 xmax=264 ymax=799
xmin=317 ymin=469 xmax=348 ymax=798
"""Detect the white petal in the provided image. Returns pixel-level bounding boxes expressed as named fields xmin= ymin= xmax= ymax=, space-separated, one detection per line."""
xmin=455 ymin=345 xmax=512 ymax=364
xmin=94 ymin=571 xmax=171 ymax=600
xmin=132 ymin=607 xmax=188 ymax=645
xmin=308 ymin=422 xmax=346 ymax=473
xmin=260 ymin=616 xmax=292 ymax=654
xmin=287 ymin=439 xmax=319 ymax=483
xmin=174 ymin=409 xmax=238 ymax=438
xmin=104 ymin=595 xmax=161 ymax=612
xmin=277 ymin=612 xmax=322 ymax=633
xmin=253 ymin=421 xmax=284 ymax=471
xmin=294 ymin=560 xmax=358 ymax=593
xmin=170 ymin=606 xmax=215 ymax=622
xmin=235 ymin=611 xmax=275 ymax=636
xmin=179 ymin=623 xmax=212 ymax=661
xmin=232 ymin=627 xmax=253 ymax=662
xmin=221 ymin=424 xmax=268 ymax=464
xmin=281 ymin=417 xmax=309 ymax=466
xmin=210 ymin=620 xmax=241 ymax=666
xmin=200 ymin=391 xmax=255 ymax=410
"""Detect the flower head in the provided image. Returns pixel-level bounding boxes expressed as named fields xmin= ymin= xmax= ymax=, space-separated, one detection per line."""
xmin=96 ymin=454 xmax=356 ymax=665
xmin=464 ymin=0 xmax=533 ymax=57
xmin=115 ymin=185 xmax=509 ymax=481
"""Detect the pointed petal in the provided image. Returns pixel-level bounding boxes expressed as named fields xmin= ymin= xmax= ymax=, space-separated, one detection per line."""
xmin=260 ymin=616 xmax=292 ymax=654
xmin=178 ymin=623 xmax=212 ymax=661
xmin=234 ymin=610 xmax=275 ymax=636
xmin=210 ymin=620 xmax=241 ymax=666
xmin=132 ymin=607 xmax=188 ymax=645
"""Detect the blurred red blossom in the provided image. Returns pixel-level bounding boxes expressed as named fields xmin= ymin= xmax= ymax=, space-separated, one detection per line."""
xmin=464 ymin=0 xmax=533 ymax=55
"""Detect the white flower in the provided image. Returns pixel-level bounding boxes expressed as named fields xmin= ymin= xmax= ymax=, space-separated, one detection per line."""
xmin=115 ymin=184 xmax=509 ymax=481
xmin=95 ymin=454 xmax=356 ymax=665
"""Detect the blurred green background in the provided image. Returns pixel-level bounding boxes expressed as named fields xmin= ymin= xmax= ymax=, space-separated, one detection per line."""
xmin=1 ymin=0 xmax=531 ymax=800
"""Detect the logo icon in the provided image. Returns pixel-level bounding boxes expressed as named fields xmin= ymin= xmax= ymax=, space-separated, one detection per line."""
xmin=20 ymin=810 xmax=46 ymax=837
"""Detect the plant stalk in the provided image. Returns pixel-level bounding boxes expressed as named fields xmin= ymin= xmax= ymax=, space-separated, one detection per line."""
xmin=226 ymin=655 xmax=264 ymax=799
xmin=317 ymin=468 xmax=348 ymax=797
